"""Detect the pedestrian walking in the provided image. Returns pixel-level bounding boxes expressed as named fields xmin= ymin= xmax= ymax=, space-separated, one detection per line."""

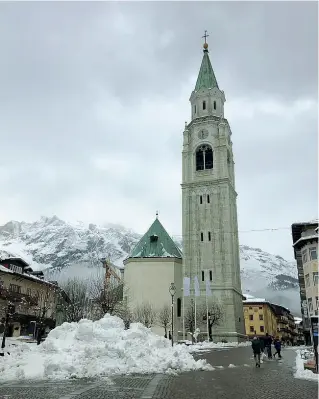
xmin=251 ymin=335 xmax=262 ymax=367
xmin=168 ymin=331 xmax=172 ymax=340
xmin=264 ymin=333 xmax=273 ymax=359
xmin=273 ymin=336 xmax=282 ymax=359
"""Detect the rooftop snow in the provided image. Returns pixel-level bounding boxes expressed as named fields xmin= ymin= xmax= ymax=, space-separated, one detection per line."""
xmin=293 ymin=234 xmax=318 ymax=246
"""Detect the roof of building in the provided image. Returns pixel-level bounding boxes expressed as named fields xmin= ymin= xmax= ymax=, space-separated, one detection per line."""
xmin=293 ymin=234 xmax=318 ymax=247
xmin=291 ymin=220 xmax=318 ymax=245
xmin=194 ymin=46 xmax=219 ymax=92
xmin=243 ymin=298 xmax=267 ymax=303
xmin=243 ymin=297 xmax=292 ymax=315
xmin=128 ymin=217 xmax=182 ymax=260
xmin=0 ymin=257 xmax=30 ymax=267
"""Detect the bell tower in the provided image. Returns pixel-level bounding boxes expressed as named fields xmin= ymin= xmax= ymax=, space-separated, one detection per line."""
xmin=181 ymin=33 xmax=245 ymax=341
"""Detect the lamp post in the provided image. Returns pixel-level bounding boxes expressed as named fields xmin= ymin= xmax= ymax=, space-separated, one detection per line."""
xmin=169 ymin=283 xmax=176 ymax=347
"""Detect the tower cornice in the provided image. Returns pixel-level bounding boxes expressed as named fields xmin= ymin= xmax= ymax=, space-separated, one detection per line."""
xmin=186 ymin=115 xmax=230 ymax=132
xmin=181 ymin=178 xmax=237 ymax=196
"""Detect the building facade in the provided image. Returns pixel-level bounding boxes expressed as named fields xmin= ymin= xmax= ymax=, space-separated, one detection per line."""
xmin=123 ymin=216 xmax=183 ymax=338
xmin=271 ymin=303 xmax=297 ymax=344
xmin=181 ymin=39 xmax=245 ymax=341
xmin=243 ymin=299 xmax=298 ymax=343
xmin=291 ymin=220 xmax=318 ymax=345
xmin=0 ymin=257 xmax=69 ymax=337
xmin=243 ymin=300 xmax=277 ymax=338
xmin=294 ymin=317 xmax=305 ymax=345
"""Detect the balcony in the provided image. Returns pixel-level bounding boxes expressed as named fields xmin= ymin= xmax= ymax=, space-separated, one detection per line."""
xmin=0 ymin=287 xmax=38 ymax=306
xmin=278 ymin=316 xmax=288 ymax=324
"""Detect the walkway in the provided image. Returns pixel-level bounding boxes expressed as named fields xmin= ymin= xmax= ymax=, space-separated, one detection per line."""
xmin=0 ymin=346 xmax=317 ymax=399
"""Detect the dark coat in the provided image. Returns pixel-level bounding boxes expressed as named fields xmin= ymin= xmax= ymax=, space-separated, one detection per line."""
xmin=274 ymin=339 xmax=281 ymax=350
xmin=264 ymin=336 xmax=272 ymax=346
xmin=251 ymin=338 xmax=262 ymax=353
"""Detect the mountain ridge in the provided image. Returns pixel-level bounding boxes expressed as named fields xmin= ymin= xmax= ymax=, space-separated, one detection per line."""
xmin=0 ymin=216 xmax=300 ymax=314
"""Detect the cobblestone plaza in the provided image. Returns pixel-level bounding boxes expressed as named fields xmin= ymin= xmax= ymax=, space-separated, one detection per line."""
xmin=0 ymin=347 xmax=317 ymax=399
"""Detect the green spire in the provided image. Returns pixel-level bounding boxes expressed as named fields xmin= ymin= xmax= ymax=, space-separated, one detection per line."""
xmin=194 ymin=46 xmax=219 ymax=92
xmin=128 ymin=216 xmax=182 ymax=259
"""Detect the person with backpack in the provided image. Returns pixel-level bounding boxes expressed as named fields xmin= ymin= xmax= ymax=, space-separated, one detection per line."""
xmin=251 ymin=335 xmax=262 ymax=367
xmin=273 ymin=336 xmax=282 ymax=359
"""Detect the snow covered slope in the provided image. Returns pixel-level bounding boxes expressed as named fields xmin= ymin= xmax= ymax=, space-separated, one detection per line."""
xmin=0 ymin=216 xmax=299 ymax=312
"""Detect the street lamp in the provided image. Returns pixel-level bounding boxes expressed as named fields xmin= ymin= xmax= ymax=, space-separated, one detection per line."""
xmin=169 ymin=283 xmax=176 ymax=347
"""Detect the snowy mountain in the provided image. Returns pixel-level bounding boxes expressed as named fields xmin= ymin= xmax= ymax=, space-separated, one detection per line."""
xmin=0 ymin=216 xmax=300 ymax=314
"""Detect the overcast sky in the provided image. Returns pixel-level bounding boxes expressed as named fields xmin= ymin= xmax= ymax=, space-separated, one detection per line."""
xmin=0 ymin=2 xmax=317 ymax=261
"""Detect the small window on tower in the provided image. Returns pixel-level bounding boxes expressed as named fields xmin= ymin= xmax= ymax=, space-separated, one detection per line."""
xmin=200 ymin=232 xmax=204 ymax=242
xmin=177 ymin=298 xmax=181 ymax=317
xmin=201 ymin=271 xmax=205 ymax=281
xmin=209 ymin=270 xmax=213 ymax=281
xmin=150 ymin=234 xmax=158 ymax=243
xmin=203 ymin=101 xmax=206 ymax=110
xmin=207 ymin=194 xmax=210 ymax=204
xmin=208 ymin=232 xmax=211 ymax=241
xmin=213 ymin=101 xmax=216 ymax=110
xmin=200 ymin=195 xmax=203 ymax=204
xmin=194 ymin=105 xmax=197 ymax=114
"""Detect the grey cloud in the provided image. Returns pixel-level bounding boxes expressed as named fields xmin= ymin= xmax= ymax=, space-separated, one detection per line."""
xmin=0 ymin=1 xmax=317 ymax=261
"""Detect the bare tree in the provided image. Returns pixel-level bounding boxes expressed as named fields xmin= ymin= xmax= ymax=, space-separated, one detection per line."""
xmin=60 ymin=278 xmax=89 ymax=322
xmin=113 ymin=301 xmax=133 ymax=330
xmin=199 ymin=300 xmax=224 ymax=342
xmin=184 ymin=300 xmax=197 ymax=342
xmin=158 ymin=304 xmax=171 ymax=337
xmin=133 ymin=303 xmax=156 ymax=328
xmin=35 ymin=284 xmax=54 ymax=321
xmin=89 ymin=270 xmax=124 ymax=316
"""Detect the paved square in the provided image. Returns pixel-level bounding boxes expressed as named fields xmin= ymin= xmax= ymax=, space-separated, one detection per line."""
xmin=0 ymin=347 xmax=317 ymax=399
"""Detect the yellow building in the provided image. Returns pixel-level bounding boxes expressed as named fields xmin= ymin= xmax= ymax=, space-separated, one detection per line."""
xmin=271 ymin=303 xmax=297 ymax=344
xmin=243 ymin=300 xmax=277 ymax=338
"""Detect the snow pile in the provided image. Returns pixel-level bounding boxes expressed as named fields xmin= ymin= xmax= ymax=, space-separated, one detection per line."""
xmin=294 ymin=350 xmax=318 ymax=382
xmin=0 ymin=314 xmax=212 ymax=381
xmin=187 ymin=340 xmax=250 ymax=353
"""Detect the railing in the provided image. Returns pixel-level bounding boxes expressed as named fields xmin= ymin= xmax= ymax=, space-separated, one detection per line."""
xmin=0 ymin=287 xmax=38 ymax=306
xmin=278 ymin=316 xmax=288 ymax=324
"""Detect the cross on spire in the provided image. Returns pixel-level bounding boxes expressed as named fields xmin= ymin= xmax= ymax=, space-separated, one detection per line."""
xmin=202 ymin=30 xmax=209 ymax=44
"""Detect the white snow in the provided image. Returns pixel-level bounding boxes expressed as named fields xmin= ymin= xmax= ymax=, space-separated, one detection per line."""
xmin=293 ymin=234 xmax=318 ymax=246
xmin=243 ymin=297 xmax=267 ymax=303
xmin=187 ymin=340 xmax=251 ymax=353
xmin=294 ymin=350 xmax=318 ymax=382
xmin=0 ymin=314 xmax=212 ymax=381
xmin=228 ymin=364 xmax=236 ymax=368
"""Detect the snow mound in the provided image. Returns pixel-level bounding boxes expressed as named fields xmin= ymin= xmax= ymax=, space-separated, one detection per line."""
xmin=294 ymin=350 xmax=318 ymax=382
xmin=0 ymin=314 xmax=212 ymax=381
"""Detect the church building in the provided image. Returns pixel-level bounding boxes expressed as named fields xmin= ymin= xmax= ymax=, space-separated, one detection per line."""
xmin=124 ymin=34 xmax=246 ymax=342
xmin=123 ymin=215 xmax=183 ymax=337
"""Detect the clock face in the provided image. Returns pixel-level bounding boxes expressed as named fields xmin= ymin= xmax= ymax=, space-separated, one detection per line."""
xmin=198 ymin=129 xmax=208 ymax=140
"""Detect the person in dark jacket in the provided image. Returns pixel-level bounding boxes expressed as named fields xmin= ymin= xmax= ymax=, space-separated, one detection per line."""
xmin=273 ymin=336 xmax=282 ymax=359
xmin=264 ymin=333 xmax=273 ymax=359
xmin=251 ymin=336 xmax=262 ymax=367
xmin=260 ymin=336 xmax=265 ymax=353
